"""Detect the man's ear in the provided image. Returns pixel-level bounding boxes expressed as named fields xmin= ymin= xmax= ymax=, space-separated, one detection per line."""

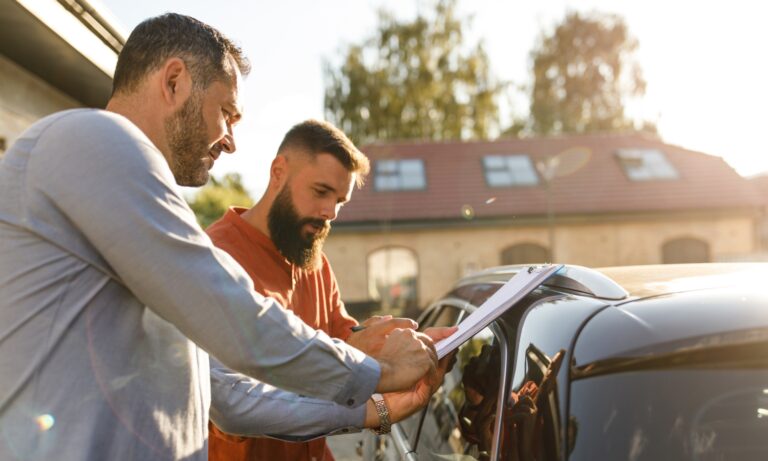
xmin=270 ymin=155 xmax=288 ymax=190
xmin=159 ymin=57 xmax=192 ymax=108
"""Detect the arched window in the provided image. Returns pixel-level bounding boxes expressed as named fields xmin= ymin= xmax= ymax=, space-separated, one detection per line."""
xmin=662 ymin=237 xmax=710 ymax=264
xmin=500 ymin=243 xmax=551 ymax=265
xmin=367 ymin=247 xmax=418 ymax=313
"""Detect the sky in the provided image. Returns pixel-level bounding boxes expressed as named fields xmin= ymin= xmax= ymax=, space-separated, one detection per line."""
xmin=96 ymin=0 xmax=768 ymax=197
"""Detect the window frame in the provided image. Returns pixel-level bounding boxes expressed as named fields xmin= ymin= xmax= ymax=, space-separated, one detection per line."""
xmin=615 ymin=148 xmax=679 ymax=181
xmin=365 ymin=245 xmax=420 ymax=311
xmin=482 ymin=154 xmax=540 ymax=188
xmin=661 ymin=236 xmax=710 ymax=264
xmin=373 ymin=158 xmax=427 ymax=192
xmin=500 ymin=242 xmax=552 ymax=266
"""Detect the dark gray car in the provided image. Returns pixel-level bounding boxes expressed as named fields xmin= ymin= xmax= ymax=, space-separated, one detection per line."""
xmin=382 ymin=263 xmax=768 ymax=461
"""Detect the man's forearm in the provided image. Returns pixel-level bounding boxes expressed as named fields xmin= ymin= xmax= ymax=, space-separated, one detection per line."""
xmin=210 ymin=360 xmax=366 ymax=438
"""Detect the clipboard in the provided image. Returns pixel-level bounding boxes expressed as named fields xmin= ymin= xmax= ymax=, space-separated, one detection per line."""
xmin=435 ymin=264 xmax=563 ymax=359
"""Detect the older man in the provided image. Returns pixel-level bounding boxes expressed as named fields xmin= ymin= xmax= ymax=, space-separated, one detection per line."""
xmin=0 ymin=14 xmax=436 ymax=461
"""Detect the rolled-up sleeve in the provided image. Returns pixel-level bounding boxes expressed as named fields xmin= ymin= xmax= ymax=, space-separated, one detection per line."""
xmin=25 ymin=111 xmax=378 ymax=407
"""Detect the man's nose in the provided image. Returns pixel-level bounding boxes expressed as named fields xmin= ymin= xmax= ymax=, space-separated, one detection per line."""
xmin=220 ymin=127 xmax=236 ymax=153
xmin=321 ymin=202 xmax=339 ymax=222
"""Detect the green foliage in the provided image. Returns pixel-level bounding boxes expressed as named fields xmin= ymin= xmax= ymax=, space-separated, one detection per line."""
xmin=188 ymin=173 xmax=253 ymax=229
xmin=324 ymin=0 xmax=503 ymax=144
xmin=528 ymin=11 xmax=648 ymax=135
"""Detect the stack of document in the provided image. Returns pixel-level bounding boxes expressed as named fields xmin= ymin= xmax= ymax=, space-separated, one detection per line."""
xmin=435 ymin=264 xmax=563 ymax=359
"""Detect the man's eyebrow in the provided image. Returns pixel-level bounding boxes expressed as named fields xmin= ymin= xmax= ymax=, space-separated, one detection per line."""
xmin=315 ymin=181 xmax=350 ymax=203
xmin=314 ymin=182 xmax=336 ymax=193
xmin=226 ymin=101 xmax=243 ymax=121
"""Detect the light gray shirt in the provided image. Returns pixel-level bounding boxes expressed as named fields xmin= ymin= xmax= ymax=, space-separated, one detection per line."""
xmin=0 ymin=109 xmax=379 ymax=461
xmin=209 ymin=358 xmax=365 ymax=441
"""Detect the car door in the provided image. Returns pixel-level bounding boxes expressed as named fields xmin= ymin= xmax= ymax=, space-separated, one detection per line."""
xmin=387 ymin=298 xmax=511 ymax=460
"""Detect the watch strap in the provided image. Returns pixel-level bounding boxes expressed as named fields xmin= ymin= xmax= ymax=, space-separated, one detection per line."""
xmin=371 ymin=393 xmax=391 ymax=435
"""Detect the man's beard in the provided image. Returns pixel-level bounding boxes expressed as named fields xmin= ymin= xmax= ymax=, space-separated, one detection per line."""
xmin=268 ymin=185 xmax=330 ymax=270
xmin=164 ymin=91 xmax=212 ymax=187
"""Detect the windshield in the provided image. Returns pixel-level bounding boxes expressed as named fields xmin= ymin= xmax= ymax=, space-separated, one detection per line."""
xmin=568 ymin=369 xmax=768 ymax=460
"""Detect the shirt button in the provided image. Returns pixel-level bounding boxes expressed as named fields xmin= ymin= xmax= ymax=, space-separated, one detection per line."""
xmin=346 ymin=398 xmax=355 ymax=406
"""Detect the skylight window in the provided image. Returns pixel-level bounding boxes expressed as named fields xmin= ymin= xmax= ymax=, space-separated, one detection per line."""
xmin=374 ymin=159 xmax=426 ymax=191
xmin=482 ymin=154 xmax=539 ymax=187
xmin=616 ymin=149 xmax=679 ymax=181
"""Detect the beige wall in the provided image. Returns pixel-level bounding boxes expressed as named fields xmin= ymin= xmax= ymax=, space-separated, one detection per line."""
xmin=325 ymin=214 xmax=756 ymax=308
xmin=0 ymin=54 xmax=80 ymax=155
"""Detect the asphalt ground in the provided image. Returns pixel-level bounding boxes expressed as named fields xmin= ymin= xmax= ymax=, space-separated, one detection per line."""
xmin=327 ymin=432 xmax=365 ymax=460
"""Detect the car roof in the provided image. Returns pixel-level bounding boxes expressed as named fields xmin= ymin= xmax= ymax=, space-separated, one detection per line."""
xmin=574 ymin=284 xmax=768 ymax=366
xmin=456 ymin=262 xmax=768 ymax=302
xmin=455 ymin=264 xmax=629 ymax=300
xmin=452 ymin=263 xmax=768 ymax=371
xmin=595 ymin=263 xmax=768 ymax=299
xmin=574 ymin=263 xmax=768 ymax=369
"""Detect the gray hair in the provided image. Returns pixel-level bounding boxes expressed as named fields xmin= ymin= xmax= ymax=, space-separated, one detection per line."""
xmin=112 ymin=13 xmax=250 ymax=95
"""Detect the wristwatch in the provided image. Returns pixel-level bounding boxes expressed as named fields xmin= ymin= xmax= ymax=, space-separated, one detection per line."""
xmin=370 ymin=393 xmax=391 ymax=435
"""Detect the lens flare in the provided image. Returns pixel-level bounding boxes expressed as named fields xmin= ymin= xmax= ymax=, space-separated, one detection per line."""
xmin=35 ymin=414 xmax=54 ymax=431
xmin=461 ymin=204 xmax=475 ymax=220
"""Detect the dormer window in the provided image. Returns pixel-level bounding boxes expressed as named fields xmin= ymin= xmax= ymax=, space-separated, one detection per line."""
xmin=616 ymin=149 xmax=678 ymax=181
xmin=374 ymin=159 xmax=426 ymax=191
xmin=483 ymin=154 xmax=539 ymax=187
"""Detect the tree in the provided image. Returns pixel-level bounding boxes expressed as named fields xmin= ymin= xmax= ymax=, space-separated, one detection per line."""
xmin=528 ymin=11 xmax=647 ymax=135
xmin=188 ymin=173 xmax=253 ymax=228
xmin=324 ymin=0 xmax=502 ymax=144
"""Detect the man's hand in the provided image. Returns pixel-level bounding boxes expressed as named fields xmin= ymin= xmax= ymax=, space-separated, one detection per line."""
xmin=421 ymin=326 xmax=458 ymax=353
xmin=347 ymin=316 xmax=418 ymax=356
xmin=365 ymin=326 xmax=458 ymax=427
xmin=419 ymin=326 xmax=459 ymax=392
xmin=374 ymin=328 xmax=436 ymax=393
xmin=374 ymin=325 xmax=458 ymax=394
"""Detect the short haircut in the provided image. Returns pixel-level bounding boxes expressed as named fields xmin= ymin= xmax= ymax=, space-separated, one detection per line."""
xmin=278 ymin=120 xmax=370 ymax=187
xmin=112 ymin=13 xmax=250 ymax=95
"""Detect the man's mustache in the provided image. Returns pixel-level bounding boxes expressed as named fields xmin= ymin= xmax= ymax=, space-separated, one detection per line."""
xmin=300 ymin=218 xmax=330 ymax=236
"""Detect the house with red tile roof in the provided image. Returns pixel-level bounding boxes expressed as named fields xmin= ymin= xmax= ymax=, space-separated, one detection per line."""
xmin=323 ymin=132 xmax=764 ymax=316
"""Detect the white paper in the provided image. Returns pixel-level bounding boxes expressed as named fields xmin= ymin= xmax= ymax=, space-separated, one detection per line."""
xmin=435 ymin=264 xmax=563 ymax=359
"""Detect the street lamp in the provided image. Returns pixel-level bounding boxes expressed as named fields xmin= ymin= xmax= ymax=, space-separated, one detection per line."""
xmin=535 ymin=147 xmax=592 ymax=260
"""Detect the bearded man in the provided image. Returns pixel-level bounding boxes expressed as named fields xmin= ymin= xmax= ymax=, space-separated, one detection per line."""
xmin=205 ymin=120 xmax=449 ymax=461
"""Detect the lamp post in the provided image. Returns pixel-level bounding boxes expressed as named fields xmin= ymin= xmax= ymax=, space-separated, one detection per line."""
xmin=535 ymin=147 xmax=592 ymax=261
xmin=536 ymin=156 xmax=560 ymax=260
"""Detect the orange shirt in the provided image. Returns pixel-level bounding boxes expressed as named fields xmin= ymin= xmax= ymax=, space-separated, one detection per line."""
xmin=206 ymin=207 xmax=358 ymax=461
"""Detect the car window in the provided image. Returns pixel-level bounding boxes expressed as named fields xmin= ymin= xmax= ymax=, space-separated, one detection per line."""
xmin=568 ymin=369 xmax=768 ymax=460
xmin=393 ymin=290 xmax=574 ymax=461
xmin=417 ymin=303 xmax=461 ymax=329
xmin=397 ymin=304 xmax=468 ymax=445
xmin=497 ymin=343 xmax=564 ymax=461
xmin=495 ymin=292 xmax=599 ymax=461
xmin=398 ymin=323 xmax=503 ymax=460
xmin=430 ymin=304 xmax=465 ymax=328
xmin=448 ymin=283 xmax=504 ymax=308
